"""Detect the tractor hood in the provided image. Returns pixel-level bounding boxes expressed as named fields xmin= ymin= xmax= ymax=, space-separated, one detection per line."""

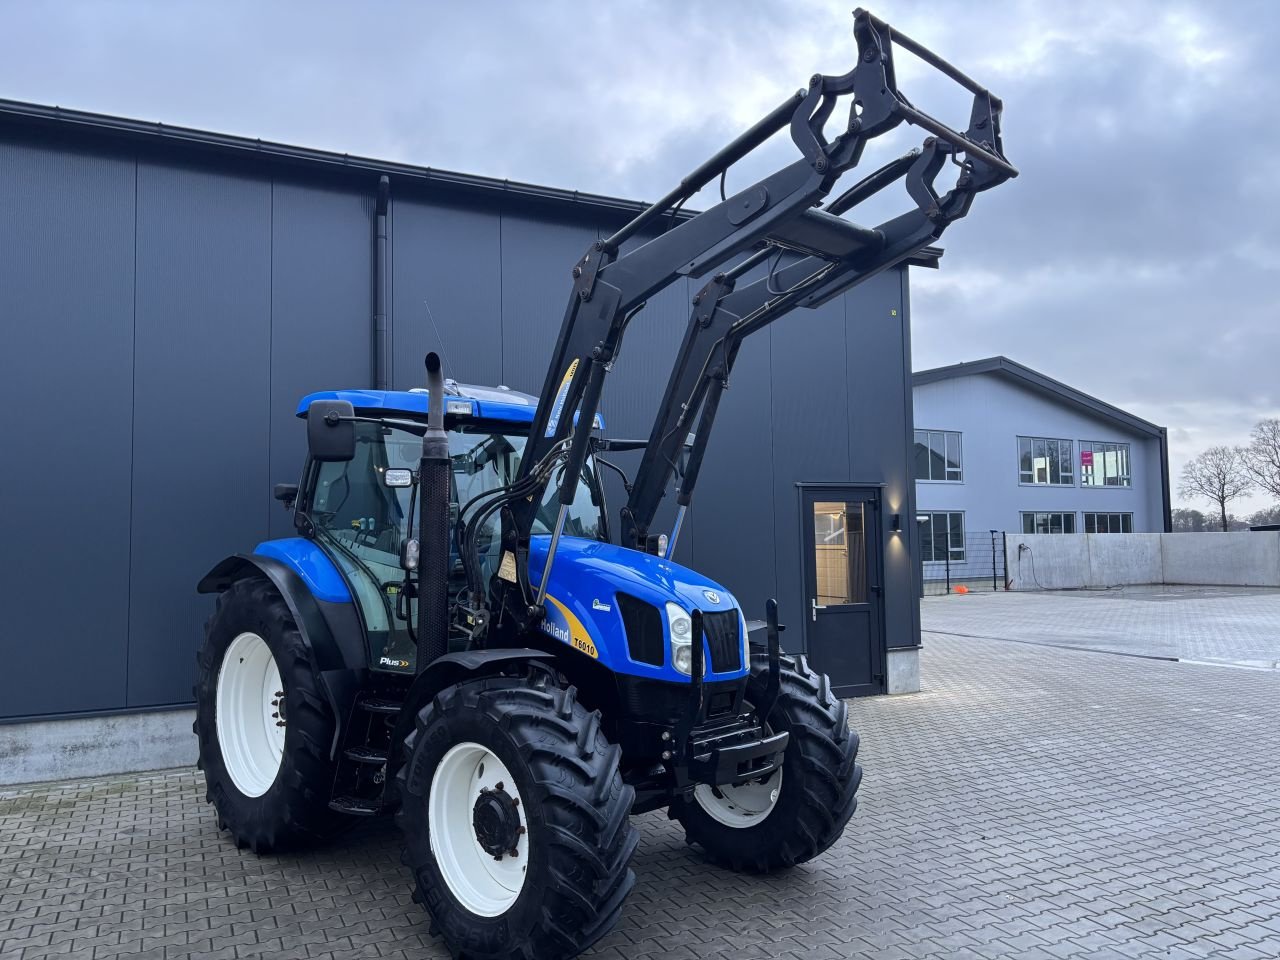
xmin=527 ymin=535 xmax=746 ymax=681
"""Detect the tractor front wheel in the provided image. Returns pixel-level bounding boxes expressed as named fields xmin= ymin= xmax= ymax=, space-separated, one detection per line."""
xmin=396 ymin=673 xmax=638 ymax=960
xmin=194 ymin=577 xmax=352 ymax=852
xmin=671 ymin=653 xmax=862 ymax=872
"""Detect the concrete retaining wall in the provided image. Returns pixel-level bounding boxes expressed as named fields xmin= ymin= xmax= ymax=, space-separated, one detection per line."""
xmin=1161 ymin=532 xmax=1280 ymax=586
xmin=0 ymin=709 xmax=194 ymax=786
xmin=1005 ymin=532 xmax=1280 ymax=590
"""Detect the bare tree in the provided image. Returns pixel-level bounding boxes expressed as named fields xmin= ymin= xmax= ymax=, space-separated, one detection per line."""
xmin=1179 ymin=446 xmax=1253 ymax=532
xmin=1248 ymin=504 xmax=1280 ymax=527
xmin=1242 ymin=418 xmax=1280 ymax=499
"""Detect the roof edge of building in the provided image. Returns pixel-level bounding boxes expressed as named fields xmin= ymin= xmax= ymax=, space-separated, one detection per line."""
xmin=912 ymin=355 xmax=1165 ymax=438
xmin=0 ymin=98 xmax=943 ymax=265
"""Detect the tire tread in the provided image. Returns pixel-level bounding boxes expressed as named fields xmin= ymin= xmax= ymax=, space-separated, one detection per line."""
xmin=193 ymin=577 xmax=351 ymax=853
xmin=396 ymin=676 xmax=638 ymax=960
xmin=673 ymin=653 xmax=862 ymax=873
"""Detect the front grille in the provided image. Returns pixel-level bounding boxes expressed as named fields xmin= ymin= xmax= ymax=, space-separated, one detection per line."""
xmin=616 ymin=676 xmax=745 ymax=723
xmin=701 ymin=610 xmax=742 ymax=673
xmin=618 ymin=593 xmax=664 ymax=666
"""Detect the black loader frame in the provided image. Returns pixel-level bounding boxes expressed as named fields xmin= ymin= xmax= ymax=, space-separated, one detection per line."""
xmin=469 ymin=8 xmax=1015 ymax=647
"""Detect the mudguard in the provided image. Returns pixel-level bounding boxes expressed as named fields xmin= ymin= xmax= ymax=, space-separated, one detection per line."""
xmin=198 ymin=553 xmax=365 ymax=672
xmin=198 ymin=553 xmax=367 ymax=758
xmin=390 ymin=648 xmax=556 ymax=770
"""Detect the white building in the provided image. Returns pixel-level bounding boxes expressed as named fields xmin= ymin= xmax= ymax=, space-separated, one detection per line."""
xmin=912 ymin=357 xmax=1170 ymax=573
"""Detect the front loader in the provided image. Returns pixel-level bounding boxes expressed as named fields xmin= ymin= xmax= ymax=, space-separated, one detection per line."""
xmin=193 ymin=10 xmax=1015 ymax=959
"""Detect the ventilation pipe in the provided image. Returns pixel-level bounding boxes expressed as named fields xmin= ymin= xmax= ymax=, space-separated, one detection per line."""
xmin=416 ymin=352 xmax=451 ymax=669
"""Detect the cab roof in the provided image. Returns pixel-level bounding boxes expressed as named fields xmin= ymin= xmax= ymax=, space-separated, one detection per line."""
xmin=296 ymin=382 xmax=605 ymax=429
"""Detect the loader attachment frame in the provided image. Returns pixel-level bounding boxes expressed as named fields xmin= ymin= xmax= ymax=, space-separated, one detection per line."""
xmin=474 ymin=7 xmax=1016 ymax=640
xmin=620 ymin=126 xmax=1010 ymax=549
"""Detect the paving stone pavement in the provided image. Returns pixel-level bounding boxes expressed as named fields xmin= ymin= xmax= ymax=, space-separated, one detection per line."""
xmin=4 ymin=627 xmax=1280 ymax=959
xmin=923 ymin=586 xmax=1280 ymax=667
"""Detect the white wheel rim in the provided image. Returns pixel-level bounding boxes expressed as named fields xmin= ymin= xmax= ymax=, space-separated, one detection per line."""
xmin=215 ymin=631 xmax=286 ymax=798
xmin=694 ymin=766 xmax=783 ymax=828
xmin=429 ymin=742 xmax=529 ymax=917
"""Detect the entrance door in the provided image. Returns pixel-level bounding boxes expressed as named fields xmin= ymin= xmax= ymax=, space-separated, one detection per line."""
xmin=800 ymin=486 xmax=885 ymax=697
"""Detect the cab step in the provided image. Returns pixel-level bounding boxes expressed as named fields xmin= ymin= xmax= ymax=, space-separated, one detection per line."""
xmin=329 ymin=795 xmax=384 ymax=816
xmin=356 ymin=696 xmax=403 ymax=715
xmin=344 ymin=745 xmax=389 ymax=765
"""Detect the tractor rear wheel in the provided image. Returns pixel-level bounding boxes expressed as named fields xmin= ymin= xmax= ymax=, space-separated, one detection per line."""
xmin=194 ymin=577 xmax=352 ymax=852
xmin=396 ymin=672 xmax=638 ymax=960
xmin=671 ymin=653 xmax=862 ymax=872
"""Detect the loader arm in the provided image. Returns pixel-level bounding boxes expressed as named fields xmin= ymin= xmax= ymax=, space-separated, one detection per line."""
xmin=620 ymin=123 xmax=1012 ymax=550
xmin=482 ymin=8 xmax=1016 ymax=638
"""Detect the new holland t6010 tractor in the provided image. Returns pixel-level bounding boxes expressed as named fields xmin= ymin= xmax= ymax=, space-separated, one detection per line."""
xmin=194 ymin=10 xmax=1014 ymax=959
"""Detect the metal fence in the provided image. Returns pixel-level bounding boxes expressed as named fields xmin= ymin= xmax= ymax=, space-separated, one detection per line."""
xmin=921 ymin=530 xmax=1008 ymax=596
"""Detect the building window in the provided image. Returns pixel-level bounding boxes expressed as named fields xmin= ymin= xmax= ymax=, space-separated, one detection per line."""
xmin=1080 ymin=441 xmax=1132 ymax=487
xmin=1018 ymin=437 xmax=1075 ymax=485
xmin=1084 ymin=512 xmax=1133 ymax=533
xmin=918 ymin=511 xmax=965 ymax=562
xmin=1021 ymin=511 xmax=1077 ymax=534
xmin=914 ymin=430 xmax=963 ymax=482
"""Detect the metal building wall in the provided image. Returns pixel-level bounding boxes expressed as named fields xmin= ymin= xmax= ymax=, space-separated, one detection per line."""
xmin=0 ymin=122 xmax=918 ymax=722
xmin=913 ymin=373 xmax=1167 ymax=535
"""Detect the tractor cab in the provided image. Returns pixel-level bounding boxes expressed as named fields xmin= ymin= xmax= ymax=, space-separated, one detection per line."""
xmin=288 ymin=385 xmax=607 ymax=674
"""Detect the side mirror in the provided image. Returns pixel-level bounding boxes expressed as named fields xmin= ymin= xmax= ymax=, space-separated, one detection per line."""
xmin=307 ymin=400 xmax=356 ymax=462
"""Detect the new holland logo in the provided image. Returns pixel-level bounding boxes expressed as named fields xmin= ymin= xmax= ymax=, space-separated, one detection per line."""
xmin=540 ymin=619 xmax=572 ymax=645
xmin=703 ymin=590 xmax=720 ymax=605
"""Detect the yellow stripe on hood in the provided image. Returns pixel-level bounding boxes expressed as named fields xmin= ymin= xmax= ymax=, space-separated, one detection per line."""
xmin=544 ymin=594 xmax=599 ymax=659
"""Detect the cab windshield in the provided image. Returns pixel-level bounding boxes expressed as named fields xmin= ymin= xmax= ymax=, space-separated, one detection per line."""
xmin=306 ymin=420 xmax=604 ymax=668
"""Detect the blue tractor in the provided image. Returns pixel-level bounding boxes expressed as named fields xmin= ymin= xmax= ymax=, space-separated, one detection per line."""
xmin=194 ymin=11 xmax=1015 ymax=959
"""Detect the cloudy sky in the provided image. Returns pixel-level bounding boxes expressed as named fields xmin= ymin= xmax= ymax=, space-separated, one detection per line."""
xmin=3 ymin=0 xmax=1277 ymax=510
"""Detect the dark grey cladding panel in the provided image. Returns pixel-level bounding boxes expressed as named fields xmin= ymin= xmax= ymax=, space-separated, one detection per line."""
xmin=688 ymin=332 xmax=777 ymax=621
xmin=392 ymin=199 xmax=502 ymax=390
xmin=597 ymin=246 xmax=693 ymax=551
xmin=0 ymin=141 xmax=135 ymax=719
xmin=499 ymin=214 xmax=597 ymax=394
xmin=845 ymin=268 xmax=916 ymax=648
xmin=269 ymin=184 xmax=374 ymax=539
xmin=770 ymin=296 xmax=851 ymax=653
xmin=596 ymin=259 xmax=691 ymax=441
xmin=129 ymin=163 xmax=272 ymax=708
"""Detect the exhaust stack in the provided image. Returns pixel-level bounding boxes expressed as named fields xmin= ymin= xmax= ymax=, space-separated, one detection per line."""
xmin=417 ymin=352 xmax=451 ymax=670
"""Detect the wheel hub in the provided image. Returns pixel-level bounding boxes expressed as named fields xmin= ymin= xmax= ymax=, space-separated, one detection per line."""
xmin=694 ymin=765 xmax=783 ymax=828
xmin=214 ymin=632 xmax=286 ymax=798
xmin=472 ymin=783 xmax=523 ymax=859
xmin=429 ymin=742 xmax=530 ymax=916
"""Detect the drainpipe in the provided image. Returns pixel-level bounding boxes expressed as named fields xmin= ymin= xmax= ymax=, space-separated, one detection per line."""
xmin=373 ymin=176 xmax=391 ymax=389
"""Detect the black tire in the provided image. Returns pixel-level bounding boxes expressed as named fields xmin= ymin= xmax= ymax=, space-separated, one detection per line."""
xmin=396 ymin=673 xmax=639 ymax=960
xmin=194 ymin=577 xmax=352 ymax=852
xmin=671 ymin=653 xmax=862 ymax=873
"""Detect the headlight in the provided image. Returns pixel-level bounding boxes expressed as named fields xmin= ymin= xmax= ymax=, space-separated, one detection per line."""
xmin=666 ymin=602 xmax=694 ymax=675
xmin=740 ymin=608 xmax=749 ymax=664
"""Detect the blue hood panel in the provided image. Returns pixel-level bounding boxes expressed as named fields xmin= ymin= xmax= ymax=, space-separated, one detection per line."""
xmin=529 ymin=536 xmax=746 ymax=682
